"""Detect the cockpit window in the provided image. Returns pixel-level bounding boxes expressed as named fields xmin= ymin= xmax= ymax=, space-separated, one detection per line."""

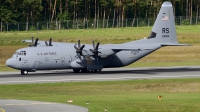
xmin=15 ymin=51 xmax=27 ymax=56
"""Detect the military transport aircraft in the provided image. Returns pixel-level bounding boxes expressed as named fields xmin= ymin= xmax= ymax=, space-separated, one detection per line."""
xmin=6 ymin=1 xmax=189 ymax=75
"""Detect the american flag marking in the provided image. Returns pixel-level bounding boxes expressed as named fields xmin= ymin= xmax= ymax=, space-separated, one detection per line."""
xmin=162 ymin=16 xmax=169 ymax=21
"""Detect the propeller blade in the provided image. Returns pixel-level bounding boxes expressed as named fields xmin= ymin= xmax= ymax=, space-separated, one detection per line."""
xmin=45 ymin=41 xmax=48 ymax=46
xmin=78 ymin=40 xmax=81 ymax=48
xmin=92 ymin=40 xmax=95 ymax=49
xmin=31 ymin=36 xmax=34 ymax=44
xmin=74 ymin=40 xmax=85 ymax=56
xmin=49 ymin=38 xmax=52 ymax=46
xmin=90 ymin=49 xmax=95 ymax=53
xmin=34 ymin=38 xmax=38 ymax=47
xmin=96 ymin=42 xmax=100 ymax=50
xmin=90 ymin=41 xmax=100 ymax=57
xmin=80 ymin=45 xmax=85 ymax=50
xmin=74 ymin=45 xmax=79 ymax=51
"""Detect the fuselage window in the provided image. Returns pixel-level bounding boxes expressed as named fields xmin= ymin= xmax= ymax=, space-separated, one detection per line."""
xmin=19 ymin=58 xmax=21 ymax=61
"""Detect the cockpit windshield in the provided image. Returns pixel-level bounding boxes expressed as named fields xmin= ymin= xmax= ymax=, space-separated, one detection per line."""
xmin=12 ymin=51 xmax=26 ymax=58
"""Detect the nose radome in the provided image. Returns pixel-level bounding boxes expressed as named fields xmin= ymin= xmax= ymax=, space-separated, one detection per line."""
xmin=6 ymin=59 xmax=12 ymax=67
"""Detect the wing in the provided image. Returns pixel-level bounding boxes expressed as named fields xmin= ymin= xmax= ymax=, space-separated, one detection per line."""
xmin=83 ymin=44 xmax=155 ymax=58
xmin=102 ymin=44 xmax=155 ymax=50
xmin=22 ymin=38 xmax=69 ymax=47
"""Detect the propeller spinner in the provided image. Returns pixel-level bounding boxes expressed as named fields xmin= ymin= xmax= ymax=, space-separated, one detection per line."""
xmin=74 ymin=40 xmax=85 ymax=55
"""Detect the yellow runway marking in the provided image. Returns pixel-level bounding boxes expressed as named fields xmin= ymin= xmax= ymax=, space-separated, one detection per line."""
xmin=0 ymin=108 xmax=5 ymax=112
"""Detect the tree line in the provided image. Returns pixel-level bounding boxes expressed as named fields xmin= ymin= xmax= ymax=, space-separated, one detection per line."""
xmin=0 ymin=0 xmax=200 ymax=29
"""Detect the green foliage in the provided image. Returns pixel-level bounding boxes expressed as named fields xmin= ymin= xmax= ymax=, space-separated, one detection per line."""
xmin=0 ymin=0 xmax=18 ymax=23
xmin=29 ymin=26 xmax=37 ymax=31
xmin=57 ymin=11 xmax=69 ymax=21
xmin=100 ymin=0 xmax=109 ymax=7
xmin=0 ymin=0 xmax=199 ymax=28
xmin=138 ymin=20 xmax=146 ymax=27
xmin=181 ymin=19 xmax=190 ymax=25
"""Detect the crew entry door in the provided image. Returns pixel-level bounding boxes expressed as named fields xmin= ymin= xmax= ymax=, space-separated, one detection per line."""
xmin=33 ymin=61 xmax=40 ymax=69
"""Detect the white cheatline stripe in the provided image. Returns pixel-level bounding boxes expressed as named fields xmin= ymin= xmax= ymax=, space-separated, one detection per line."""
xmin=0 ymin=75 xmax=200 ymax=84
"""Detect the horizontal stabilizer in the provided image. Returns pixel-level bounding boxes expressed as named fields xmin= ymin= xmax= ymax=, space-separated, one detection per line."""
xmin=161 ymin=43 xmax=191 ymax=46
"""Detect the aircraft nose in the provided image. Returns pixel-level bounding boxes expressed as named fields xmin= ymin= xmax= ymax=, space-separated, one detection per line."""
xmin=6 ymin=59 xmax=13 ymax=67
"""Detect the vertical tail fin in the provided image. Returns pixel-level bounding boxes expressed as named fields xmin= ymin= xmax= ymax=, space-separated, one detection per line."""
xmin=147 ymin=2 xmax=177 ymax=43
xmin=125 ymin=1 xmax=189 ymax=46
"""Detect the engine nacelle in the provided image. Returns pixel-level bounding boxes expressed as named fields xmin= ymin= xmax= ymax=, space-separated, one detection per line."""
xmin=70 ymin=59 xmax=87 ymax=68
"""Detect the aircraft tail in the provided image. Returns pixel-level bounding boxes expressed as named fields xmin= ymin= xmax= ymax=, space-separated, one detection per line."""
xmin=128 ymin=2 xmax=189 ymax=46
xmin=149 ymin=2 xmax=176 ymax=43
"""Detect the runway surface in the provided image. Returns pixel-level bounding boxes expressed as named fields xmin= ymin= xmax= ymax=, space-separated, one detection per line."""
xmin=0 ymin=66 xmax=200 ymax=112
xmin=1 ymin=66 xmax=200 ymax=84
xmin=0 ymin=99 xmax=88 ymax=112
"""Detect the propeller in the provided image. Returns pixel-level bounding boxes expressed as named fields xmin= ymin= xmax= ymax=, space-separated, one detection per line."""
xmin=90 ymin=40 xmax=100 ymax=56
xmin=29 ymin=36 xmax=38 ymax=47
xmin=74 ymin=40 xmax=85 ymax=55
xmin=34 ymin=38 xmax=38 ymax=47
xmin=31 ymin=36 xmax=34 ymax=44
xmin=45 ymin=38 xmax=53 ymax=46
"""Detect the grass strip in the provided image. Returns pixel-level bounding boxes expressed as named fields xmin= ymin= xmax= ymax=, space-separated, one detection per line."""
xmin=0 ymin=78 xmax=200 ymax=112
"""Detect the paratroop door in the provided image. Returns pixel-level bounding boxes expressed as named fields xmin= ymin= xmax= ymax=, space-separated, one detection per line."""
xmin=33 ymin=61 xmax=40 ymax=69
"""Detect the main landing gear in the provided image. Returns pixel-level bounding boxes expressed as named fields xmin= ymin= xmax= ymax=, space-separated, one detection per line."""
xmin=73 ymin=68 xmax=101 ymax=73
xmin=72 ymin=68 xmax=88 ymax=73
xmin=21 ymin=70 xmax=28 ymax=75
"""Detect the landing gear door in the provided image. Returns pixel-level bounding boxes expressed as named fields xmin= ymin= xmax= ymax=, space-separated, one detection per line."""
xmin=33 ymin=61 xmax=40 ymax=69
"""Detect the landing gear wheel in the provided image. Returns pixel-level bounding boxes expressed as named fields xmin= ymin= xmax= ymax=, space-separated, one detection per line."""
xmin=81 ymin=68 xmax=87 ymax=73
xmin=21 ymin=70 xmax=28 ymax=75
xmin=98 ymin=69 xmax=101 ymax=73
xmin=73 ymin=69 xmax=80 ymax=73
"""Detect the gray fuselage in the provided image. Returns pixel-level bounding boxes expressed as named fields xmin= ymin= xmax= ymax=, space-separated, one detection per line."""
xmin=7 ymin=43 xmax=161 ymax=71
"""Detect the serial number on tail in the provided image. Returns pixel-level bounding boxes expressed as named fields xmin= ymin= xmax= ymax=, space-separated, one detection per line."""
xmin=162 ymin=35 xmax=169 ymax=38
